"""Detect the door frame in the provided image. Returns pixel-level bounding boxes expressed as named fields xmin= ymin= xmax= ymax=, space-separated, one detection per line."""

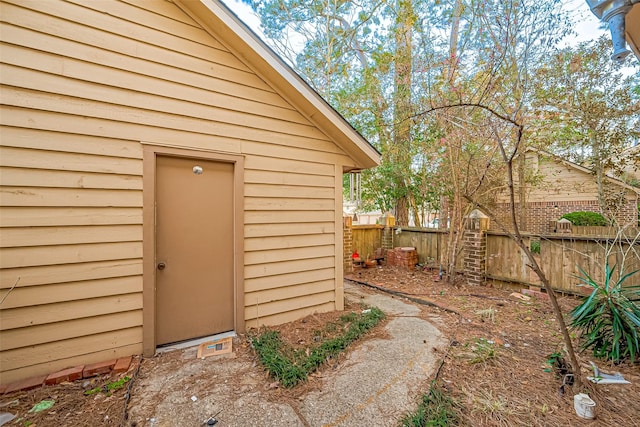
xmin=141 ymin=144 xmax=245 ymax=356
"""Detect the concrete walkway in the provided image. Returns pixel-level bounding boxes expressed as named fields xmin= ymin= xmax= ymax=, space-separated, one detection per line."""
xmin=127 ymin=282 xmax=447 ymax=426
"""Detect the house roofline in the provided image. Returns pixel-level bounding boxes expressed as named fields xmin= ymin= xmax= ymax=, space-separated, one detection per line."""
xmin=173 ymin=0 xmax=381 ymax=170
xmin=525 ymin=147 xmax=640 ymax=194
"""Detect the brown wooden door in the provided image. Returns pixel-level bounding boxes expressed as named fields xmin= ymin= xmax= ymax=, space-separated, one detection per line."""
xmin=155 ymin=156 xmax=234 ymax=345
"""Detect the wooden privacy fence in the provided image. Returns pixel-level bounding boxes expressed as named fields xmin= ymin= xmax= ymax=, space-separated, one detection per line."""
xmin=348 ymin=225 xmax=463 ymax=271
xmin=486 ymin=231 xmax=639 ymax=293
xmin=350 ymin=224 xmax=383 ymax=260
xmin=347 ymin=220 xmax=640 ymax=295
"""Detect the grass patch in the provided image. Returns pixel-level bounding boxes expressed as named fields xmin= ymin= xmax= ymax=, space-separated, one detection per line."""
xmin=251 ymin=307 xmax=385 ymax=388
xmin=400 ymin=382 xmax=459 ymax=426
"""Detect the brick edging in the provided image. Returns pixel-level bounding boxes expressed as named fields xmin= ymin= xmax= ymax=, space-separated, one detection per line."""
xmin=2 ymin=355 xmax=136 ymax=395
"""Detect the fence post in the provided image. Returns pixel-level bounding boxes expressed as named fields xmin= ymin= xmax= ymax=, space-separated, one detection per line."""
xmin=343 ymin=215 xmax=353 ymax=274
xmin=464 ymin=210 xmax=490 ymax=286
xmin=381 ymin=213 xmax=395 ymax=250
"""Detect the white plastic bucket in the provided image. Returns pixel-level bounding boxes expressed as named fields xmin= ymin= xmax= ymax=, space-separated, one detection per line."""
xmin=574 ymin=393 xmax=596 ymax=419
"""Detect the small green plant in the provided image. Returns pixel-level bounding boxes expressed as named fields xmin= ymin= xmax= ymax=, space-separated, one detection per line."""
xmin=530 ymin=239 xmax=540 ymax=254
xmin=560 ymin=211 xmax=608 ymax=226
xmin=84 ymin=376 xmax=131 ymax=396
xmin=570 ymin=263 xmax=640 ymax=363
xmin=252 ymin=307 xmax=385 ymax=388
xmin=469 ymin=338 xmax=498 ymax=365
xmin=400 ymin=382 xmax=459 ymax=427
xmin=543 ymin=351 xmax=562 ymax=374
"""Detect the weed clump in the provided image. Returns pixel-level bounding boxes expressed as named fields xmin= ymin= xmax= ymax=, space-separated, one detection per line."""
xmin=401 ymin=382 xmax=459 ymax=427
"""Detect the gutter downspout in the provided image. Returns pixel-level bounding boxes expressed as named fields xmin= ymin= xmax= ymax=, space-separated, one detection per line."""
xmin=586 ymin=0 xmax=640 ymax=62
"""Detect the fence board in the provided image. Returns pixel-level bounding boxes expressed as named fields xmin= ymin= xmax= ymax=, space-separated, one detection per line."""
xmin=571 ymin=226 xmax=639 ymax=237
xmin=351 ymin=225 xmax=383 ymax=260
xmin=393 ymin=227 xmax=447 ymax=266
xmin=486 ymin=234 xmax=532 ymax=285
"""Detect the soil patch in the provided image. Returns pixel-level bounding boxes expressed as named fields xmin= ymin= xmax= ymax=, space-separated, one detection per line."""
xmin=348 ymin=265 xmax=640 ymax=426
xmin=2 ymin=267 xmax=638 ymax=426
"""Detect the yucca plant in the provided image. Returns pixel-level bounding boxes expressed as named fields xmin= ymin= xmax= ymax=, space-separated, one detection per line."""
xmin=570 ymin=263 xmax=640 ymax=363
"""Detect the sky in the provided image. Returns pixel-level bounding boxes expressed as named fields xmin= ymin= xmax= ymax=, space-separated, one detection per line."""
xmin=222 ymin=0 xmax=609 ymax=49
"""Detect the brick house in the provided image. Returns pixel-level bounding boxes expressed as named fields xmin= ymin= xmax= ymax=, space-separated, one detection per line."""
xmin=494 ymin=150 xmax=639 ymax=233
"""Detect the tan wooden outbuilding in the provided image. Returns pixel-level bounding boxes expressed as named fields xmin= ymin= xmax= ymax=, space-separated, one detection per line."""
xmin=0 ymin=0 xmax=380 ymax=384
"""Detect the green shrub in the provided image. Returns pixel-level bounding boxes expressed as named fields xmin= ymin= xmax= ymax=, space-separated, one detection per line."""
xmin=560 ymin=211 xmax=608 ymax=226
xmin=570 ymin=263 xmax=640 ymax=363
xmin=530 ymin=239 xmax=541 ymax=254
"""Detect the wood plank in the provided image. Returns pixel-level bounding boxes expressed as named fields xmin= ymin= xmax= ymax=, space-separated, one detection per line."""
xmin=3 ymin=0 xmax=250 ymax=73
xmin=244 ymin=222 xmax=335 ymax=238
xmin=0 ymin=310 xmax=142 ymax=350
xmin=0 ymin=326 xmax=142 ymax=371
xmin=245 ymin=268 xmax=335 ymax=293
xmin=245 ymin=245 xmax=335 ymax=265
xmin=0 ymin=167 xmax=143 ymax=190
xmin=0 ymin=145 xmax=142 ymax=175
xmin=244 ymin=291 xmax=334 ymax=320
xmin=0 ymin=107 xmax=242 ymax=154
xmin=244 ymin=257 xmax=334 ymax=280
xmin=245 ymin=234 xmax=334 ymax=252
xmin=1 ymin=86 xmax=328 ymax=144
xmin=120 ymin=0 xmax=199 ymax=26
xmin=245 ymin=184 xmax=334 ymax=199
xmin=0 ymin=207 xmax=142 ymax=227
xmin=0 ymin=23 xmax=286 ymax=107
xmin=244 ymin=210 xmax=335 ymax=224
xmin=245 ymin=280 xmax=335 ymax=307
xmin=0 ymin=241 xmax=142 ymax=269
xmin=0 ymin=276 xmax=141 ymax=309
xmin=244 ymin=198 xmax=335 ymax=211
xmin=67 ymin=0 xmax=213 ymax=48
xmin=0 ymin=259 xmax=143 ymax=289
xmin=242 ymin=140 xmax=350 ymax=164
xmin=245 ymin=302 xmax=335 ymax=329
xmin=0 ymin=126 xmax=142 ymax=159
xmin=0 ymin=342 xmax=141 ymax=385
xmin=0 ymin=187 xmax=142 ymax=207
xmin=244 ymin=170 xmax=335 ymax=187
xmin=245 ymin=156 xmax=335 ymax=176
xmin=0 ymin=225 xmax=142 ymax=248
xmin=0 ymin=293 xmax=143 ymax=330
xmin=0 ymin=61 xmax=312 ymax=130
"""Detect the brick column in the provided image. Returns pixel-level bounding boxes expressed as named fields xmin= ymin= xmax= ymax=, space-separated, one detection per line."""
xmin=464 ymin=210 xmax=490 ymax=286
xmin=343 ymin=216 xmax=353 ymax=273
xmin=381 ymin=213 xmax=395 ymax=250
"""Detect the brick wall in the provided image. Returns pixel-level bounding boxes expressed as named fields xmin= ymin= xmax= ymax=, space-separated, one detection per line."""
xmin=343 ymin=216 xmax=353 ymax=273
xmin=463 ymin=217 xmax=489 ymax=286
xmin=382 ymin=214 xmax=395 ymax=249
xmin=493 ymin=198 xmax=638 ymax=234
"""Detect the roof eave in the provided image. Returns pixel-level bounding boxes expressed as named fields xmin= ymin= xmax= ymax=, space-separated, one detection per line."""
xmin=174 ymin=0 xmax=381 ymax=169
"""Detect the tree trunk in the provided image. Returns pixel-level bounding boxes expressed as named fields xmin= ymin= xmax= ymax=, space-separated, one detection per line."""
xmin=391 ymin=0 xmax=414 ymax=226
xmin=518 ymin=153 xmax=527 ymax=231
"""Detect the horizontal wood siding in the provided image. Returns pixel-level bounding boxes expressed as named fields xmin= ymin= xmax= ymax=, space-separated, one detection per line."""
xmin=0 ymin=0 xmax=352 ymax=382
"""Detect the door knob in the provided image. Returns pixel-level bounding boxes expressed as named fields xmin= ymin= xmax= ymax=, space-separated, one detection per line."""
xmin=157 ymin=262 xmax=166 ymax=270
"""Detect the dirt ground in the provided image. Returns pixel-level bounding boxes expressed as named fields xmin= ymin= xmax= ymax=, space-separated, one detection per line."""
xmin=2 ymin=266 xmax=638 ymax=426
